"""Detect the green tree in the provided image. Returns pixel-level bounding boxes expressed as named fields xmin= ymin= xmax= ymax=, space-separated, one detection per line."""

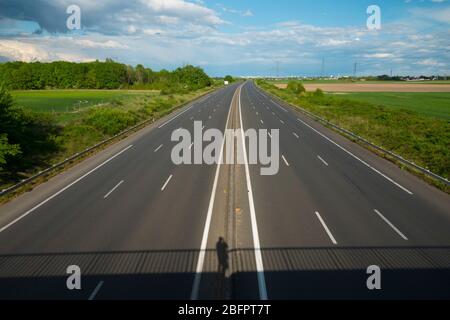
xmin=224 ymin=75 xmax=234 ymax=83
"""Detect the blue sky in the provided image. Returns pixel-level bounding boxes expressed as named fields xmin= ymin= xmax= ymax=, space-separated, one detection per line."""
xmin=0 ymin=0 xmax=449 ymax=76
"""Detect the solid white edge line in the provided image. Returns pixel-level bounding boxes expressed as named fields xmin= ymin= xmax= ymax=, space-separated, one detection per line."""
xmin=315 ymin=211 xmax=338 ymax=245
xmin=317 ymin=155 xmax=329 ymax=167
xmin=0 ymin=145 xmax=134 ymax=234
xmin=282 ymin=155 xmax=290 ymax=167
xmin=190 ymin=84 xmax=234 ymax=301
xmin=103 ymin=180 xmax=124 ymax=199
xmin=374 ymin=209 xmax=408 ymax=240
xmin=238 ymin=84 xmax=268 ymax=300
xmin=154 ymin=144 xmax=163 ymax=152
xmin=271 ymin=99 xmax=288 ymax=112
xmin=161 ymin=174 xmax=173 ymax=191
xmin=88 ymin=281 xmax=104 ymax=301
xmin=296 ymin=118 xmax=413 ymax=195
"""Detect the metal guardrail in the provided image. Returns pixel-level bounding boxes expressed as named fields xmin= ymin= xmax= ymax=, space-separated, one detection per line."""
xmin=254 ymin=83 xmax=450 ymax=187
xmin=0 ymin=87 xmax=222 ymax=197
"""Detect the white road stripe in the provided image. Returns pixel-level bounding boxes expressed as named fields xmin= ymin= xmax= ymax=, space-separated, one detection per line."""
xmin=88 ymin=281 xmax=104 ymax=301
xmin=191 ymin=84 xmax=235 ymax=300
xmin=317 ymin=155 xmax=329 ymax=166
xmin=280 ymin=120 xmax=285 ymax=124
xmin=282 ymin=155 xmax=290 ymax=166
xmin=315 ymin=211 xmax=338 ymax=245
xmin=161 ymin=175 xmax=173 ymax=191
xmin=260 ymin=119 xmax=264 ymax=125
xmin=268 ymin=132 xmax=272 ymax=139
xmin=293 ymin=132 xmax=299 ymax=139
xmin=374 ymin=209 xmax=408 ymax=240
xmin=154 ymin=144 xmax=163 ymax=152
xmin=103 ymin=180 xmax=124 ymax=199
xmin=158 ymin=105 xmax=194 ymax=128
xmin=297 ymin=118 xmax=413 ymax=195
xmin=271 ymin=100 xmax=288 ymax=112
xmin=189 ymin=142 xmax=194 ymax=150
xmin=0 ymin=145 xmax=133 ymax=234
xmin=238 ymin=85 xmax=268 ymax=300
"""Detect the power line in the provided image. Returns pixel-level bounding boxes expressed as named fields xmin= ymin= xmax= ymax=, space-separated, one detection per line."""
xmin=321 ymin=57 xmax=325 ymax=78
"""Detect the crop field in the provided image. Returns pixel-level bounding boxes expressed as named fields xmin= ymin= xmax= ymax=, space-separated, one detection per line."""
xmin=327 ymin=92 xmax=450 ymax=120
xmin=268 ymin=79 xmax=450 ymax=85
xmin=273 ymin=82 xmax=450 ymax=92
xmin=11 ymin=90 xmax=155 ymax=113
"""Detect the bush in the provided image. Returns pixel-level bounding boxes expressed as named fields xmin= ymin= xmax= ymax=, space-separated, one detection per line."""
xmin=0 ymin=134 xmax=20 ymax=169
xmin=313 ymin=88 xmax=325 ymax=98
xmin=287 ymin=81 xmax=306 ymax=94
xmin=84 ymin=108 xmax=137 ymax=136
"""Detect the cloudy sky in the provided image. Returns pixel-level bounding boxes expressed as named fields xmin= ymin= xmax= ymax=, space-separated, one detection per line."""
xmin=0 ymin=0 xmax=449 ymax=76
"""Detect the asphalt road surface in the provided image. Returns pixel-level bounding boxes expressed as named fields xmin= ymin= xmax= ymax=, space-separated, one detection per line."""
xmin=0 ymin=81 xmax=449 ymax=300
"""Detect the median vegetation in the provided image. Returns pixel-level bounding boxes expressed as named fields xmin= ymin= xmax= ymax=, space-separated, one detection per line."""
xmin=0 ymin=62 xmax=218 ymax=192
xmin=257 ymin=80 xmax=450 ymax=191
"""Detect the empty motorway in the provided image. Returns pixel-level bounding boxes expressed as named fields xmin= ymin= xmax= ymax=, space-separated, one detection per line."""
xmin=0 ymin=81 xmax=449 ymax=300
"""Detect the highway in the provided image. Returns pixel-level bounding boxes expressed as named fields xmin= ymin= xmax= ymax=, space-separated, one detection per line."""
xmin=0 ymin=81 xmax=449 ymax=300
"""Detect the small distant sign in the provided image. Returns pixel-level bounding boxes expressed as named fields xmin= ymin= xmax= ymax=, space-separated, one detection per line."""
xmin=224 ymin=81 xmax=229 ymax=85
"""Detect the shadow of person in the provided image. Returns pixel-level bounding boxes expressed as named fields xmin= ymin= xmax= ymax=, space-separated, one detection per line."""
xmin=216 ymin=237 xmax=229 ymax=274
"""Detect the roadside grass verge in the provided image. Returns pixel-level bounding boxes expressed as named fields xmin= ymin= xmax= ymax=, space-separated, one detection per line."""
xmin=328 ymin=92 xmax=450 ymax=120
xmin=257 ymin=80 xmax=450 ymax=193
xmin=0 ymin=85 xmax=220 ymax=197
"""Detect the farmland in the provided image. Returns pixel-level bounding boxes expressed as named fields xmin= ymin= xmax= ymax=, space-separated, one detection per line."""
xmin=327 ymin=92 xmax=450 ymax=120
xmin=11 ymin=90 xmax=148 ymax=113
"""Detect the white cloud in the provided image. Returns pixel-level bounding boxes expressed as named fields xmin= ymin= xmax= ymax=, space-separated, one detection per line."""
xmin=73 ymin=39 xmax=129 ymax=49
xmin=140 ymin=0 xmax=225 ymax=25
xmin=0 ymin=39 xmax=94 ymax=62
xmin=363 ymin=53 xmax=394 ymax=59
xmin=410 ymin=6 xmax=450 ymax=24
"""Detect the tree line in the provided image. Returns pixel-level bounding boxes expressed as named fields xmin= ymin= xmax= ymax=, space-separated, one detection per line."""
xmin=0 ymin=59 xmax=213 ymax=91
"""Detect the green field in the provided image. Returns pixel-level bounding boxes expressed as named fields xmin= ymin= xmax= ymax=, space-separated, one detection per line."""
xmin=11 ymin=90 xmax=153 ymax=113
xmin=327 ymin=92 xmax=450 ymax=120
